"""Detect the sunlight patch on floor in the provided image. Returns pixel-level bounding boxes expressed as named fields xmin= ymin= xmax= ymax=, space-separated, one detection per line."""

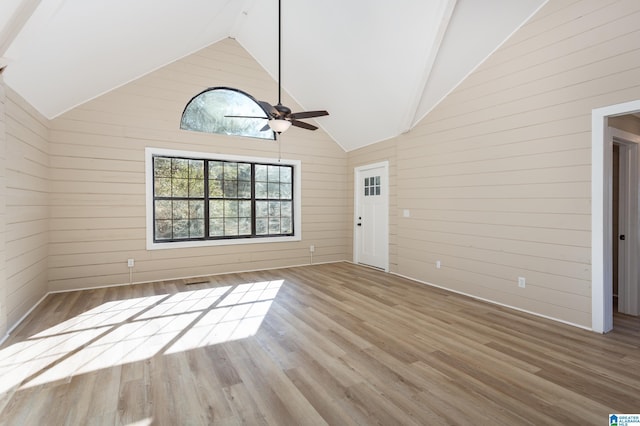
xmin=165 ymin=280 xmax=283 ymax=354
xmin=0 ymin=280 xmax=283 ymax=393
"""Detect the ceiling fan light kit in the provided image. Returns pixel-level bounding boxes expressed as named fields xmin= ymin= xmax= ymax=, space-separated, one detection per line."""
xmin=269 ymin=119 xmax=292 ymax=133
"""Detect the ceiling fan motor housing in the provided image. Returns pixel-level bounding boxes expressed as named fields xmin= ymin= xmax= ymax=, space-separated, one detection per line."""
xmin=274 ymin=104 xmax=292 ymax=116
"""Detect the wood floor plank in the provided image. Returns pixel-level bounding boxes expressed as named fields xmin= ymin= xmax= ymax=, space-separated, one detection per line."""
xmin=1 ymin=262 xmax=639 ymax=425
xmin=223 ymin=381 xmax=270 ymax=425
xmin=283 ymin=365 xmax=358 ymax=426
xmin=223 ymin=340 xmax=326 ymax=426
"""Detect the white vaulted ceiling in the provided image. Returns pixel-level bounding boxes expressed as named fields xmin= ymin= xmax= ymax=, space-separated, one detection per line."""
xmin=0 ymin=0 xmax=546 ymax=151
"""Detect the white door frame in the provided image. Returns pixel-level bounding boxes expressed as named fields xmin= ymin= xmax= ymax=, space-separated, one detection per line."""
xmin=353 ymin=161 xmax=389 ymax=272
xmin=592 ymin=100 xmax=640 ymax=332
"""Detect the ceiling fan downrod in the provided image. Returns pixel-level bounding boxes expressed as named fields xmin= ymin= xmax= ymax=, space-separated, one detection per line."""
xmin=226 ymin=0 xmax=329 ymax=133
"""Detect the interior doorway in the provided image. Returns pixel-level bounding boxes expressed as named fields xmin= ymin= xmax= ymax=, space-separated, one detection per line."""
xmin=592 ymin=101 xmax=640 ymax=333
xmin=612 ymin=132 xmax=639 ymax=318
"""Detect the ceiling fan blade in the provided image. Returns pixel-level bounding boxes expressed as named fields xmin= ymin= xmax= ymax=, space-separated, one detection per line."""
xmin=290 ymin=119 xmax=318 ymax=131
xmin=260 ymin=123 xmax=271 ymax=132
xmin=289 ymin=110 xmax=329 ymax=120
xmin=224 ymin=115 xmax=268 ymax=119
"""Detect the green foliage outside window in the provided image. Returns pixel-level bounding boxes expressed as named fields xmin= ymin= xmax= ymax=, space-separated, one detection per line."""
xmin=153 ymin=155 xmax=293 ymax=242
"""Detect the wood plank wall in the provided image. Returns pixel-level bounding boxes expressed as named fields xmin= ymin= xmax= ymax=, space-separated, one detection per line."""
xmin=48 ymin=38 xmax=349 ymax=292
xmin=0 ymin=76 xmax=6 ymax=337
xmin=348 ymin=0 xmax=640 ymax=328
xmin=4 ymin=82 xmax=49 ymax=329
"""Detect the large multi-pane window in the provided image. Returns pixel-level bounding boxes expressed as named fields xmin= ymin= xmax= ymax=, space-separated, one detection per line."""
xmin=152 ymin=154 xmax=294 ymax=243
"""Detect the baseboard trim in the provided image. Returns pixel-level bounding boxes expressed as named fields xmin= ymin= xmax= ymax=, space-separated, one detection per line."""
xmin=344 ymin=260 xmax=592 ymax=331
xmin=389 ymin=270 xmax=592 ymax=332
xmin=49 ymin=260 xmax=342 ymax=294
xmin=1 ymin=293 xmax=50 ymax=345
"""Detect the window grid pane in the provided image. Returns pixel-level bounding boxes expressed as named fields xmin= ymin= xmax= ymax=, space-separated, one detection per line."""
xmin=255 ymin=165 xmax=293 ymax=237
xmin=153 ymin=157 xmax=206 ymax=241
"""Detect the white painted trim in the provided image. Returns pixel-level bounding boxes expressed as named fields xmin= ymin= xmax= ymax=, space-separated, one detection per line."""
xmin=353 ymin=161 xmax=390 ymax=272
xmin=410 ymin=0 xmax=550 ymax=130
xmin=390 ymin=271 xmax=591 ymax=331
xmin=0 ymin=0 xmax=42 ymax=57
xmin=616 ymin=141 xmax=629 ymax=311
xmin=0 ymin=292 xmax=49 ymax=345
xmin=145 ymin=147 xmax=302 ymax=251
xmin=50 ymin=261 xmax=344 ymax=294
xmin=401 ymin=0 xmax=457 ymax=132
xmin=591 ymin=100 xmax=640 ymax=333
xmin=612 ymin=129 xmax=640 ymax=316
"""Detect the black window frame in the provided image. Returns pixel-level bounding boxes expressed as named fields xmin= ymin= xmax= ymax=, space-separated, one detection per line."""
xmin=152 ymin=154 xmax=295 ymax=243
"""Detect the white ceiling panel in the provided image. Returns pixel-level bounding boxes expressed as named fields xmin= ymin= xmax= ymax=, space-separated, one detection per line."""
xmin=1 ymin=0 xmax=547 ymax=151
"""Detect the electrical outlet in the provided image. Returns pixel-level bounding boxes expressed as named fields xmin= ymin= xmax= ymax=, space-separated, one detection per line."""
xmin=518 ymin=277 xmax=526 ymax=288
xmin=436 ymin=260 xmax=441 ymax=269
xmin=127 ymin=258 xmax=135 ymax=268
xmin=309 ymin=245 xmax=315 ymax=253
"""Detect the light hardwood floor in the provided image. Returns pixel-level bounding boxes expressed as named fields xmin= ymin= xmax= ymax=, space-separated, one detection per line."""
xmin=1 ymin=262 xmax=639 ymax=425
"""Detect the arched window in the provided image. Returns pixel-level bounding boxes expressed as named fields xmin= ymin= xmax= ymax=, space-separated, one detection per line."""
xmin=180 ymin=87 xmax=275 ymax=140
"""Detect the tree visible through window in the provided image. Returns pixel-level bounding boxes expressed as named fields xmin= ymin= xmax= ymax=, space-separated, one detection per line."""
xmin=180 ymin=87 xmax=275 ymax=140
xmin=153 ymin=155 xmax=294 ymax=242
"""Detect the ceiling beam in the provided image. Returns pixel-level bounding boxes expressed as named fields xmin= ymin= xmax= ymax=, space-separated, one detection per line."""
xmin=399 ymin=0 xmax=457 ymax=134
xmin=0 ymin=0 xmax=41 ymax=70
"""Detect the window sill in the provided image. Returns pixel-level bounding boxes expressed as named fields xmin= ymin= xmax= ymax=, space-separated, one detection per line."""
xmin=147 ymin=234 xmax=301 ymax=250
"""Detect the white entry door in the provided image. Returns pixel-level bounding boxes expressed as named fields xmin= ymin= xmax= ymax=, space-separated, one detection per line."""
xmin=354 ymin=162 xmax=389 ymax=271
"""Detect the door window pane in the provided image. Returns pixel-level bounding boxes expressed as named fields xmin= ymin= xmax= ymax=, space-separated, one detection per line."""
xmin=364 ymin=175 xmax=381 ymax=197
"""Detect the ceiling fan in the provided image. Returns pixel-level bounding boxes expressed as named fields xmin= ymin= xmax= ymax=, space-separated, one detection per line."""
xmin=226 ymin=0 xmax=328 ymax=133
